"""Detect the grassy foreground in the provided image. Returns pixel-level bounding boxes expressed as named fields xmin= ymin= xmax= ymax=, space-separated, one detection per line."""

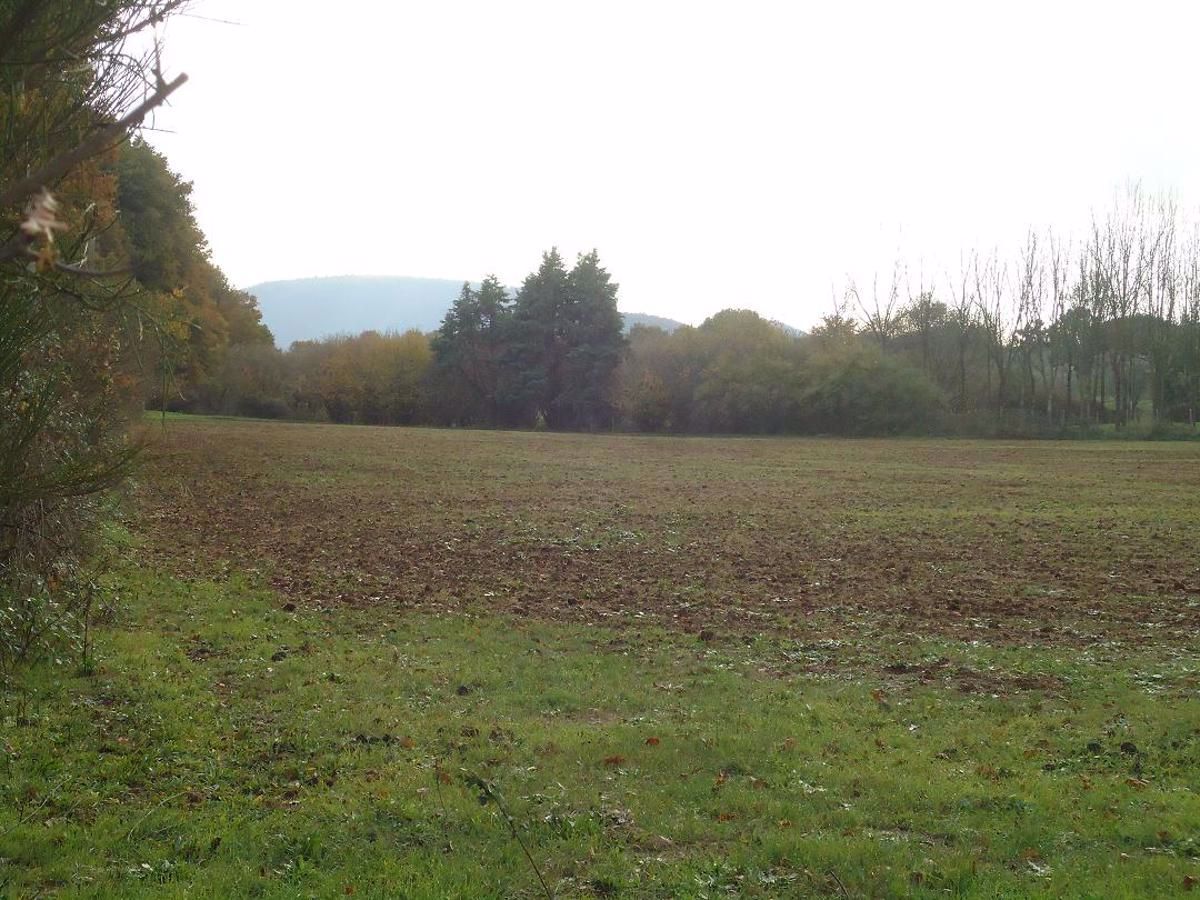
xmin=2 ymin=419 xmax=1199 ymax=897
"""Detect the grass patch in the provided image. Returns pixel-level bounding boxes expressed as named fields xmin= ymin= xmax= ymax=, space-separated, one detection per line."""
xmin=2 ymin=562 xmax=1197 ymax=897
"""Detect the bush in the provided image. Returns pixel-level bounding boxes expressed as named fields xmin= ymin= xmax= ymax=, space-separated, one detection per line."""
xmin=0 ymin=287 xmax=138 ymax=679
xmin=797 ymin=347 xmax=946 ymax=435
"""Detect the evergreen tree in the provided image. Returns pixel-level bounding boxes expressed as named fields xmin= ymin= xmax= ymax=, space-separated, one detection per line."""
xmin=431 ymin=276 xmax=511 ymax=424
xmin=502 ymin=249 xmax=571 ymax=426
xmin=561 ymin=250 xmax=625 ymax=428
xmin=496 ymin=249 xmax=625 ymax=428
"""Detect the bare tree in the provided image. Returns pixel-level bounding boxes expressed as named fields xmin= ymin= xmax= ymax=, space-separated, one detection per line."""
xmin=1045 ymin=231 xmax=1071 ymax=423
xmin=848 ymin=262 xmax=902 ymax=350
xmin=946 ymin=252 xmax=977 ymax=413
xmin=1181 ymin=226 xmax=1200 ymax=427
xmin=1014 ymin=230 xmax=1047 ymax=416
xmin=1143 ymin=195 xmax=1179 ymax=421
xmin=901 ymin=263 xmax=944 ymax=377
xmin=974 ymin=251 xmax=1021 ymax=413
xmin=1090 ymin=186 xmax=1156 ymax=426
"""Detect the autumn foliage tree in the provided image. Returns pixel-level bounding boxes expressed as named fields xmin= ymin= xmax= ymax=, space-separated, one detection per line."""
xmin=0 ymin=1 xmax=268 ymax=672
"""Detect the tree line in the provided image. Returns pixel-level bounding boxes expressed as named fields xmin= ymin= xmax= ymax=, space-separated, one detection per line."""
xmin=184 ymin=249 xmax=628 ymax=430
xmin=830 ymin=192 xmax=1200 ymax=435
xmin=188 ymin=188 xmax=1200 ymax=438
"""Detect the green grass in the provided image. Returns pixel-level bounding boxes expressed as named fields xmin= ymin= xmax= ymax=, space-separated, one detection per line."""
xmin=2 ymin=564 xmax=1197 ymax=897
xmin=3 ymin=419 xmax=1199 ymax=897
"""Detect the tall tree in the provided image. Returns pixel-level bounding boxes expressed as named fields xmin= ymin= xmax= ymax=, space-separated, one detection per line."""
xmin=116 ymin=140 xmax=273 ymax=406
xmin=0 ymin=0 xmax=190 ymax=672
xmin=430 ymin=276 xmax=510 ymax=424
xmin=560 ymin=250 xmax=625 ymax=429
xmin=503 ymin=249 xmax=571 ymax=427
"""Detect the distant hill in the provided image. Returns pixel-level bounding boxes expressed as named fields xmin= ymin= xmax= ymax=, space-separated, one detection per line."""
xmin=247 ymin=276 xmax=466 ymax=350
xmin=622 ymin=312 xmax=685 ymax=333
xmin=771 ymin=319 xmax=806 ymax=338
xmin=247 ymin=276 xmax=688 ymax=349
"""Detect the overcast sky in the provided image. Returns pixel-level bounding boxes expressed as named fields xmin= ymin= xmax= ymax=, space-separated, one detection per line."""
xmin=145 ymin=0 xmax=1199 ymax=329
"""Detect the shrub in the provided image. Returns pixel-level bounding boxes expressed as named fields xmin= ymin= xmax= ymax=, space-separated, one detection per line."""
xmin=797 ymin=346 xmax=946 ymax=435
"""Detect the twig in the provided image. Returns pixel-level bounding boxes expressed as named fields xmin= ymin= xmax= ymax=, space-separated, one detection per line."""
xmin=9 ymin=243 xmax=135 ymax=277
xmin=828 ymin=869 xmax=849 ymax=898
xmin=465 ymin=774 xmax=554 ymax=900
xmin=433 ymin=757 xmax=449 ymax=818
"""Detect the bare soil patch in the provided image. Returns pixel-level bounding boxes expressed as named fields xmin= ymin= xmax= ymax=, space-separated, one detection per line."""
xmin=136 ymin=419 xmax=1200 ymax=651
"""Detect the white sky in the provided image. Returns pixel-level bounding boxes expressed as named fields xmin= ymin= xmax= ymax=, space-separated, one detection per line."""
xmin=145 ymin=0 xmax=1200 ymax=329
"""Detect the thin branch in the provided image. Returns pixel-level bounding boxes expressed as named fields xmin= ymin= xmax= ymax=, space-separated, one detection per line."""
xmin=101 ymin=1 xmax=190 ymax=46
xmin=0 ymin=72 xmax=188 ymax=211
